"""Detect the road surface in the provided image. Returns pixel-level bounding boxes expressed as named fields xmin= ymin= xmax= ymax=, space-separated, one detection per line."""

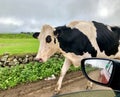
xmin=0 ymin=71 xmax=111 ymax=97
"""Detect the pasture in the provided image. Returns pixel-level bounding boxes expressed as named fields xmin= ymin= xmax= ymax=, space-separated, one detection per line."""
xmin=0 ymin=33 xmax=39 ymax=55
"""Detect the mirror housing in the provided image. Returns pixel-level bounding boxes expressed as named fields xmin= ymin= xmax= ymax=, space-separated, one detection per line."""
xmin=81 ymin=58 xmax=120 ymax=90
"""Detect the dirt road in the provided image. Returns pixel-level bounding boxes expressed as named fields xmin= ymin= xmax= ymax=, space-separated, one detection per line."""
xmin=0 ymin=71 xmax=110 ymax=97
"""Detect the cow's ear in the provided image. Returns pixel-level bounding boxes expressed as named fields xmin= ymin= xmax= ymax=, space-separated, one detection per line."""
xmin=33 ymin=32 xmax=40 ymax=39
xmin=54 ymin=29 xmax=61 ymax=36
xmin=54 ymin=25 xmax=71 ymax=37
xmin=54 ymin=27 xmax=63 ymax=37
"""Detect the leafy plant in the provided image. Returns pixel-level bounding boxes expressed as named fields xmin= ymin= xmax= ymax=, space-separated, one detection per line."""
xmin=0 ymin=56 xmax=81 ymax=90
xmin=0 ymin=56 xmax=68 ymax=89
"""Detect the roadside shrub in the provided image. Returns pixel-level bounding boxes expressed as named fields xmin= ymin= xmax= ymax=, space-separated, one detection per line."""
xmin=0 ymin=55 xmax=81 ymax=90
xmin=0 ymin=57 xmax=54 ymax=89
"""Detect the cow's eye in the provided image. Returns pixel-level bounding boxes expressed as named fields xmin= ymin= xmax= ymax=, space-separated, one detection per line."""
xmin=46 ymin=35 xmax=52 ymax=43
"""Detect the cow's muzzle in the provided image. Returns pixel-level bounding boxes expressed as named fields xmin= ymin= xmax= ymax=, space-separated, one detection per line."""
xmin=34 ymin=58 xmax=43 ymax=62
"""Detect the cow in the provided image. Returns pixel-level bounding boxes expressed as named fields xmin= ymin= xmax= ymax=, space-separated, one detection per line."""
xmin=33 ymin=20 xmax=120 ymax=94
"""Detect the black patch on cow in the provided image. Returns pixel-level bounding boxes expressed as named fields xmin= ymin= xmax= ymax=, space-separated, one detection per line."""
xmin=92 ymin=21 xmax=119 ymax=56
xmin=54 ymin=26 xmax=97 ymax=57
xmin=46 ymin=35 xmax=52 ymax=43
xmin=111 ymin=26 xmax=120 ymax=41
xmin=54 ymin=38 xmax=56 ymax=44
xmin=33 ymin=32 xmax=40 ymax=39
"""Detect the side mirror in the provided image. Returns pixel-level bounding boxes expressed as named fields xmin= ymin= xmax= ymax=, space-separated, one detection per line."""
xmin=81 ymin=58 xmax=120 ymax=91
xmin=81 ymin=58 xmax=114 ymax=86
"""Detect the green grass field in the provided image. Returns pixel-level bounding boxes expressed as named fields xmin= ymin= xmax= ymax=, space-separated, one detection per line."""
xmin=0 ymin=33 xmax=39 ymax=55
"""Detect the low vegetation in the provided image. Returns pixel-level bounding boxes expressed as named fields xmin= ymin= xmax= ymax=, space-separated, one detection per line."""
xmin=0 ymin=56 xmax=80 ymax=90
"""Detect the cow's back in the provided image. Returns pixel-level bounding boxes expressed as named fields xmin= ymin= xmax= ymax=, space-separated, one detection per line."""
xmin=66 ymin=21 xmax=120 ymax=59
xmin=92 ymin=21 xmax=119 ymax=56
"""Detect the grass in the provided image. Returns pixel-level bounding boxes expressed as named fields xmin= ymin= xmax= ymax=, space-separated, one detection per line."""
xmin=0 ymin=33 xmax=33 ymax=39
xmin=0 ymin=33 xmax=39 ymax=55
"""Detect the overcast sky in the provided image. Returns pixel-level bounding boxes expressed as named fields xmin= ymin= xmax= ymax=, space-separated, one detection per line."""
xmin=0 ymin=0 xmax=120 ymax=32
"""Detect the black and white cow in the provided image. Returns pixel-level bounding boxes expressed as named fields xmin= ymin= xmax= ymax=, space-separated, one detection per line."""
xmin=33 ymin=20 xmax=120 ymax=93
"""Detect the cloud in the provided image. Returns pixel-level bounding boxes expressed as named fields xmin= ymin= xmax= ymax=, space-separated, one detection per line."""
xmin=0 ymin=0 xmax=120 ymax=32
xmin=0 ymin=17 xmax=23 ymax=26
xmin=94 ymin=0 xmax=120 ymax=26
xmin=97 ymin=0 xmax=120 ymax=19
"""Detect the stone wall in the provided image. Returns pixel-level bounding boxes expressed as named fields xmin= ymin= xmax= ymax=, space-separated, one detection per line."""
xmin=0 ymin=53 xmax=63 ymax=67
xmin=0 ymin=53 xmax=36 ymax=67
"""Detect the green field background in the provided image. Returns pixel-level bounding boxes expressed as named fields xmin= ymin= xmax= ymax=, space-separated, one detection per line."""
xmin=0 ymin=34 xmax=39 ymax=55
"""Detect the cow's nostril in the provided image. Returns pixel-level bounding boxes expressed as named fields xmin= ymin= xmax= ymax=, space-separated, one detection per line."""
xmin=34 ymin=58 xmax=43 ymax=62
xmin=39 ymin=58 xmax=43 ymax=62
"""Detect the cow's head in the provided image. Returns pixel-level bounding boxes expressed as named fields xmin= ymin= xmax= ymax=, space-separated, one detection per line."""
xmin=33 ymin=24 xmax=60 ymax=62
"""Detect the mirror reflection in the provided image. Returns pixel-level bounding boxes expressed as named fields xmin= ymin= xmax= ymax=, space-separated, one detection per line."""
xmin=84 ymin=59 xmax=113 ymax=84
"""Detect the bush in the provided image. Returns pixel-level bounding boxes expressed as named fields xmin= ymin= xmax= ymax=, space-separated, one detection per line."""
xmin=0 ymin=56 xmax=81 ymax=90
xmin=0 ymin=57 xmax=56 ymax=89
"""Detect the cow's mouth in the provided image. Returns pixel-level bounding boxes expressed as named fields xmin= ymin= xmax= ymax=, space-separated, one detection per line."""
xmin=34 ymin=58 xmax=44 ymax=63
